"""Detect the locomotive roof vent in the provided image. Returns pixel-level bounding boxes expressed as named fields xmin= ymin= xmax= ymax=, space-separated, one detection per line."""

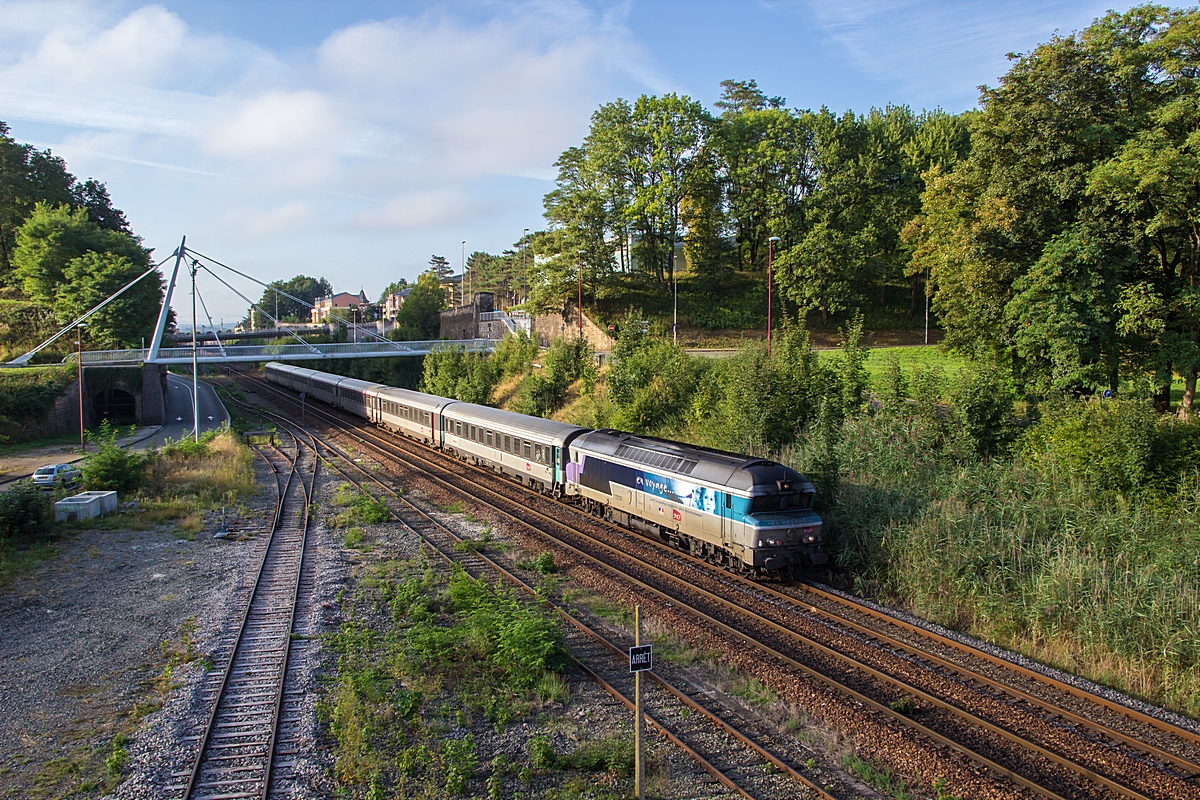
xmin=615 ymin=443 xmax=698 ymax=474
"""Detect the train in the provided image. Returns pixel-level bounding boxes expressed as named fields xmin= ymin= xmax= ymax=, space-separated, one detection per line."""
xmin=264 ymin=362 xmax=827 ymax=576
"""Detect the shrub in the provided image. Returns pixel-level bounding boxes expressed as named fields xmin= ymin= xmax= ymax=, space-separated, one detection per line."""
xmin=82 ymin=422 xmax=151 ymax=493
xmin=1020 ymin=396 xmax=1157 ymax=492
xmin=492 ymin=330 xmax=539 ymax=379
xmin=0 ymin=482 xmax=53 ymax=544
xmin=528 ymin=736 xmax=556 ymax=770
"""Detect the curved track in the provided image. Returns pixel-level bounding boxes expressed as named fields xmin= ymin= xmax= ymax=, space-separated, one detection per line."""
xmin=234 ymin=371 xmax=1200 ymax=800
xmin=219 ymin=387 xmax=838 ymax=800
xmin=170 ymin=428 xmax=318 ymax=800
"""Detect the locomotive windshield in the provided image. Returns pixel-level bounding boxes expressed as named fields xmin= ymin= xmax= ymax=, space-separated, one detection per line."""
xmin=749 ymin=492 xmax=814 ymax=513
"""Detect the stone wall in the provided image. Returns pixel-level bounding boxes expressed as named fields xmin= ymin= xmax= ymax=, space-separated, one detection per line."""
xmin=532 ymin=304 xmax=613 ymax=352
xmin=3 ymin=380 xmax=87 ymax=441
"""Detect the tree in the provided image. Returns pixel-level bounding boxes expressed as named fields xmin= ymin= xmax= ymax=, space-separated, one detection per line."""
xmin=389 ymin=271 xmax=446 ymax=340
xmin=252 ymin=275 xmax=332 ymax=327
xmin=10 ymin=203 xmax=156 ymax=346
xmin=1086 ymin=13 xmax=1200 ymax=415
xmin=912 ymin=5 xmax=1183 ymax=395
xmin=378 ymin=279 xmax=409 ymax=303
xmin=428 ymin=255 xmax=452 ymax=280
xmin=0 ymin=122 xmax=133 ymax=281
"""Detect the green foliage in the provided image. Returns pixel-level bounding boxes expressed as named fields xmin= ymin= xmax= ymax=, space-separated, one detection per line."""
xmin=516 ymin=552 xmax=557 ymax=575
xmin=0 ymin=481 xmax=53 ymax=545
xmin=1020 ymin=396 xmax=1200 ymax=493
xmin=528 ymin=736 xmax=556 ymax=770
xmin=390 ymin=270 xmax=446 ymax=341
xmin=492 ymin=329 xmax=539 ymax=379
xmin=557 ymin=737 xmax=634 ymax=775
xmin=82 ymin=421 xmax=151 ymax=492
xmin=950 ymin=367 xmax=1014 ymax=456
xmin=841 ymin=753 xmax=914 ymax=800
xmin=510 ymin=337 xmax=595 ymax=418
xmin=252 ymin=274 xmax=332 ymax=326
xmin=0 ymin=365 xmax=73 ymax=429
xmin=421 ymin=347 xmax=497 ymax=405
xmin=11 ymin=202 xmax=158 ymax=348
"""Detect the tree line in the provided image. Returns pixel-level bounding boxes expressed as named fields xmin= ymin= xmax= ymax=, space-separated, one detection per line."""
xmin=525 ymin=5 xmax=1200 ymax=416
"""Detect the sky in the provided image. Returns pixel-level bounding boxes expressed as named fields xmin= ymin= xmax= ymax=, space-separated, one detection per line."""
xmin=0 ymin=0 xmax=1116 ymax=322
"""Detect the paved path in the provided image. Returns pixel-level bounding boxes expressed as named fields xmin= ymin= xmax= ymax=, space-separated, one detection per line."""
xmin=144 ymin=373 xmax=229 ymax=448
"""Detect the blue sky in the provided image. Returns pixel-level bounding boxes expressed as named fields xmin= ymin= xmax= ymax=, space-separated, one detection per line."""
xmin=0 ymin=0 xmax=1114 ymax=320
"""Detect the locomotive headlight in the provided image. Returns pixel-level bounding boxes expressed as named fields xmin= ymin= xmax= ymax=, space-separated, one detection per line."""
xmin=802 ymin=534 xmax=816 ymax=544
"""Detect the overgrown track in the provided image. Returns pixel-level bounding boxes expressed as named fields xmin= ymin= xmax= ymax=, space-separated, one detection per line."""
xmin=220 ymin=387 xmax=837 ymax=800
xmin=170 ymin=427 xmax=318 ymax=800
xmin=236 ymin=373 xmax=1200 ymax=799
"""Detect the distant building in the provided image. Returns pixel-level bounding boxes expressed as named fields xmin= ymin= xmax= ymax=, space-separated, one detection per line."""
xmin=440 ymin=274 xmax=463 ymax=307
xmin=382 ymin=288 xmax=411 ymax=321
xmin=311 ymin=290 xmax=369 ymax=323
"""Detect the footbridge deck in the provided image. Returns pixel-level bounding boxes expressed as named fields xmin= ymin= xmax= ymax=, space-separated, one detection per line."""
xmin=79 ymin=339 xmax=495 ymax=366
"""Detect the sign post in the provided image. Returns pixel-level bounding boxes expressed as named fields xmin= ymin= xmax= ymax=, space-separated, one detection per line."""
xmin=629 ymin=606 xmax=652 ymax=800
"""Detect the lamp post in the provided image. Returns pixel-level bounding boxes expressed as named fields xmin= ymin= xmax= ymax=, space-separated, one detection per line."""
xmin=76 ymin=322 xmax=87 ymax=452
xmin=767 ymin=236 xmax=781 ymax=356
xmin=461 ymin=240 xmax=467 ymax=306
xmin=522 ymin=228 xmax=530 ymax=305
xmin=577 ymin=249 xmax=585 ymax=339
xmin=190 ymin=258 xmax=199 ymax=442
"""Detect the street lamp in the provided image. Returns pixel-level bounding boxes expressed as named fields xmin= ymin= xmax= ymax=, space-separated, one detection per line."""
xmin=767 ymin=236 xmax=781 ymax=356
xmin=76 ymin=322 xmax=87 ymax=452
xmin=522 ymin=228 xmax=530 ymax=305
xmin=577 ymin=249 xmax=585 ymax=338
xmin=461 ymin=240 xmax=467 ymax=306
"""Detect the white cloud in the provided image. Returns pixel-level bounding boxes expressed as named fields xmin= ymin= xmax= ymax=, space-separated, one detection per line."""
xmin=0 ymin=1 xmax=662 ymax=312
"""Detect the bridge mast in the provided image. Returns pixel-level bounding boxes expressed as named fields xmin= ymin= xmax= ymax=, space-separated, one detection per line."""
xmin=148 ymin=236 xmax=185 ymax=363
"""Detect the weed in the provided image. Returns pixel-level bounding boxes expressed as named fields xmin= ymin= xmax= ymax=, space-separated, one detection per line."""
xmin=889 ymin=696 xmax=916 ymax=715
xmin=528 ymin=736 xmax=557 ymax=770
xmin=516 ymin=551 xmax=557 ymax=575
xmin=843 ymin=753 xmax=914 ymax=800
xmin=730 ymin=676 xmax=775 ymax=706
xmin=343 ymin=527 xmax=364 ymax=549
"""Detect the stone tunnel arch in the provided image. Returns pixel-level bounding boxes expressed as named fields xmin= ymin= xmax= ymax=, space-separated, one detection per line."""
xmin=92 ymin=388 xmax=137 ymax=425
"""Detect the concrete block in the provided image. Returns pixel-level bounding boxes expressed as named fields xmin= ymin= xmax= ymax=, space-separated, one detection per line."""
xmin=55 ymin=490 xmax=118 ymax=522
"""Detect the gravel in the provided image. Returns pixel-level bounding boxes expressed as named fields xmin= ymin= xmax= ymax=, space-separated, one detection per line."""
xmin=0 ymin=480 xmax=274 ymax=798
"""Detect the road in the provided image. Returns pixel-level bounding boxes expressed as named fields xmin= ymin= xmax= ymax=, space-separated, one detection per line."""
xmin=146 ymin=373 xmax=229 ymax=448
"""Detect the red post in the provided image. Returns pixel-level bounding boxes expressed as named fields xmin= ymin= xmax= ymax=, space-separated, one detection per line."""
xmin=577 ymin=250 xmax=583 ymax=338
xmin=767 ymin=236 xmax=781 ymax=356
xmin=77 ymin=326 xmax=85 ymax=452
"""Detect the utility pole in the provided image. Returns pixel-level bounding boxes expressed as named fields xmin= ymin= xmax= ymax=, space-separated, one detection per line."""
xmin=462 ymin=240 xmax=467 ymax=306
xmin=767 ymin=236 xmax=781 ymax=356
xmin=77 ymin=322 xmax=87 ymax=452
xmin=577 ymin=250 xmax=585 ymax=339
xmin=924 ymin=267 xmax=930 ymax=345
xmin=191 ymin=258 xmax=199 ymax=442
xmin=523 ymin=228 xmax=530 ymax=305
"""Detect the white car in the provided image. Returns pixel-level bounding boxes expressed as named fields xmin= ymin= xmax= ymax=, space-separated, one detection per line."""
xmin=31 ymin=463 xmax=82 ymax=490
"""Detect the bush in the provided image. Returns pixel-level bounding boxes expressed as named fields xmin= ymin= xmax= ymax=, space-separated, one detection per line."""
xmin=82 ymin=422 xmax=151 ymax=493
xmin=492 ymin=330 xmax=539 ymax=379
xmin=528 ymin=736 xmax=556 ymax=770
xmin=0 ymin=482 xmax=53 ymax=544
xmin=1020 ymin=396 xmax=1159 ymax=492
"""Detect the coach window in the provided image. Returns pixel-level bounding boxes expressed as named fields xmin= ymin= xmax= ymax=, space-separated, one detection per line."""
xmin=504 ymin=435 xmax=511 ymax=452
xmin=534 ymin=444 xmax=542 ymax=463
xmin=523 ymin=442 xmax=532 ymax=459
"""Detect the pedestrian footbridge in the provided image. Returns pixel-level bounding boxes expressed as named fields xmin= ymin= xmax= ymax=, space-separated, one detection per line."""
xmin=79 ymin=339 xmax=495 ymax=366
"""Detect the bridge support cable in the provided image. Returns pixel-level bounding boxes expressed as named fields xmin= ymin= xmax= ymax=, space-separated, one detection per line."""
xmin=196 ymin=265 xmax=322 ymax=355
xmin=194 ymin=282 xmax=227 ymax=359
xmin=184 ymin=246 xmax=395 ymax=347
xmin=6 ymin=252 xmax=177 ymax=367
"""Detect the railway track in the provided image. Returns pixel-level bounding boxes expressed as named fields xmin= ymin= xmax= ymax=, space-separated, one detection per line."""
xmin=233 ymin=372 xmax=1200 ymax=799
xmin=219 ymin=387 xmax=838 ymax=800
xmin=169 ymin=427 xmax=318 ymax=800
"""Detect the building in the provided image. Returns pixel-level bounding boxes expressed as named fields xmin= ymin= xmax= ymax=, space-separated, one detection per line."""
xmin=382 ymin=288 xmax=411 ymax=321
xmin=311 ymin=290 xmax=369 ymax=323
